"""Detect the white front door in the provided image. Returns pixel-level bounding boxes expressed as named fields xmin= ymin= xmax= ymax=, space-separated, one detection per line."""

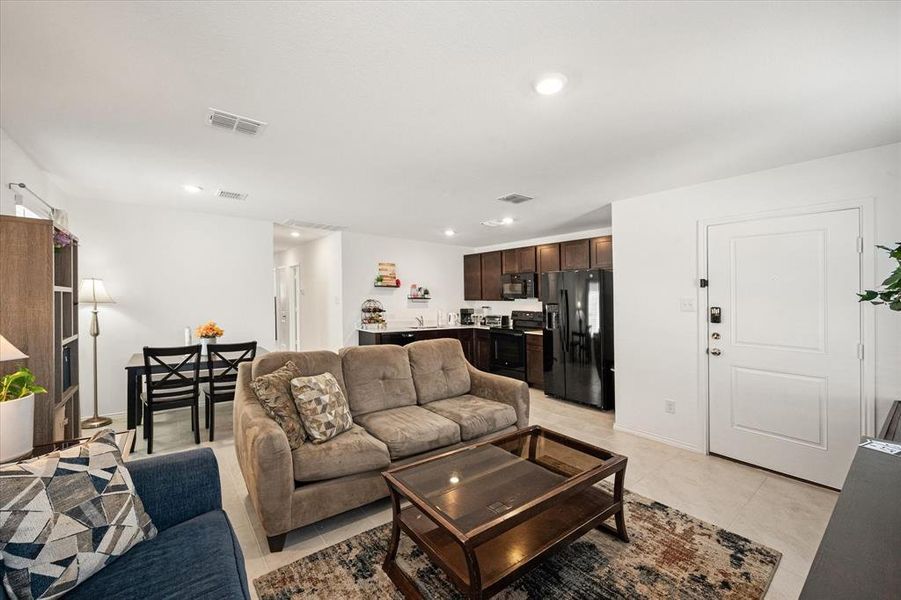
xmin=707 ymin=208 xmax=862 ymax=488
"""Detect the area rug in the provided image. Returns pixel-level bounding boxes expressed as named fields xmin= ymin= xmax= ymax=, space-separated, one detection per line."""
xmin=254 ymin=488 xmax=781 ymax=599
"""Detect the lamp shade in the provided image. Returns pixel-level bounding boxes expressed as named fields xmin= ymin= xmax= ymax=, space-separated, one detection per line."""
xmin=0 ymin=335 xmax=28 ymax=362
xmin=78 ymin=278 xmax=115 ymax=304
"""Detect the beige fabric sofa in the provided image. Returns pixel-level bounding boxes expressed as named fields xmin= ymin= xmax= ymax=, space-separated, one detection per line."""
xmin=233 ymin=338 xmax=529 ymax=551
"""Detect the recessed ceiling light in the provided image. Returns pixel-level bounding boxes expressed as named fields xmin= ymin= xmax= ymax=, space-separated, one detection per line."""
xmin=290 ymin=231 xmax=301 ymax=238
xmin=182 ymin=184 xmax=203 ymax=193
xmin=534 ymin=73 xmax=567 ymax=96
xmin=444 ymin=228 xmax=456 ymax=237
xmin=501 ymin=217 xmax=515 ymax=225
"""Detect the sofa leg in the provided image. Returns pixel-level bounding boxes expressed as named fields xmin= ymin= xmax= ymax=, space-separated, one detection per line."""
xmin=267 ymin=533 xmax=287 ymax=553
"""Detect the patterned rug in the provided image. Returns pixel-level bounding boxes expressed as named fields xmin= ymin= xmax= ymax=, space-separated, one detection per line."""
xmin=254 ymin=488 xmax=781 ymax=599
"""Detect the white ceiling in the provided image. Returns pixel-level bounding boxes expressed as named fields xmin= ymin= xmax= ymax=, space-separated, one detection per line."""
xmin=272 ymin=223 xmax=329 ymax=253
xmin=1 ymin=1 xmax=898 ymax=246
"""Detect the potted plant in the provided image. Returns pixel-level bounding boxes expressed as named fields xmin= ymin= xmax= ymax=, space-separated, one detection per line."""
xmin=858 ymin=242 xmax=900 ymax=310
xmin=195 ymin=321 xmax=225 ymax=356
xmin=0 ymin=367 xmax=47 ymax=461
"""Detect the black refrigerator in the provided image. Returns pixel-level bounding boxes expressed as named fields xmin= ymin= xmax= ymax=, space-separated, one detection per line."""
xmin=542 ymin=269 xmax=614 ymax=410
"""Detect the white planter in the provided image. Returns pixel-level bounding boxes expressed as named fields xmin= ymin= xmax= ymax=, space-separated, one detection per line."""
xmin=0 ymin=393 xmax=34 ymax=462
xmin=200 ymin=337 xmax=218 ymax=356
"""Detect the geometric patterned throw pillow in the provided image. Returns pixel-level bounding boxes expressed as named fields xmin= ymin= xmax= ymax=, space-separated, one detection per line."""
xmin=250 ymin=360 xmax=306 ymax=449
xmin=290 ymin=373 xmax=354 ymax=444
xmin=0 ymin=429 xmax=157 ymax=600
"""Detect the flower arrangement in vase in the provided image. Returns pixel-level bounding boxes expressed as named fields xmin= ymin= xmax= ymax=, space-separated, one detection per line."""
xmin=195 ymin=321 xmax=224 ymax=355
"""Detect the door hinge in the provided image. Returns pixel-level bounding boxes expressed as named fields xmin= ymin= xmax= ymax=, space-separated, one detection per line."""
xmin=857 ymin=343 xmax=864 ymax=360
xmin=699 ymin=278 xmax=708 ymax=288
xmin=856 ymin=237 xmax=864 ymax=254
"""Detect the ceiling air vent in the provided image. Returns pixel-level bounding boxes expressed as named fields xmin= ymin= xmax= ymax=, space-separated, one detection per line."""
xmin=282 ymin=219 xmax=347 ymax=232
xmin=497 ymin=193 xmax=533 ymax=204
xmin=215 ymin=189 xmax=248 ymax=201
xmin=207 ymin=108 xmax=267 ymax=136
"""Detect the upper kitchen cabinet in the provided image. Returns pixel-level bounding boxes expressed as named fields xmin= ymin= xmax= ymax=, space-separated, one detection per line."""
xmin=537 ymin=243 xmax=560 ymax=274
xmin=589 ymin=236 xmax=613 ymax=269
xmin=463 ymin=253 xmax=483 ymax=300
xmin=502 ymin=246 xmax=537 ymax=274
xmin=560 ymin=239 xmax=590 ymax=270
xmin=502 ymin=248 xmax=519 ymax=274
xmin=480 ymin=251 xmax=503 ymax=300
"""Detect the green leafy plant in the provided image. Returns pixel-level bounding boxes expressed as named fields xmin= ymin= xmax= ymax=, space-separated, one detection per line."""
xmin=0 ymin=367 xmax=47 ymax=402
xmin=859 ymin=242 xmax=901 ymax=311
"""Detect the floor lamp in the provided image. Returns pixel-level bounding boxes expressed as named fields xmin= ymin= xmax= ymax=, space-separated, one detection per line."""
xmin=79 ymin=278 xmax=115 ymax=428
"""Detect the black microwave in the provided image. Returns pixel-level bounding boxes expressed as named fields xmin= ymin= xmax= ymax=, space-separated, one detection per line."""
xmin=502 ymin=272 xmax=537 ymax=300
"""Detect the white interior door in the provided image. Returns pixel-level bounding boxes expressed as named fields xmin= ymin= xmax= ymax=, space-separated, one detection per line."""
xmin=707 ymin=208 xmax=861 ymax=488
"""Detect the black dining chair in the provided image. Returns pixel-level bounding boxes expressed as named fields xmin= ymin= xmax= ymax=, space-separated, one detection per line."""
xmin=203 ymin=341 xmax=257 ymax=441
xmin=142 ymin=345 xmax=202 ymax=454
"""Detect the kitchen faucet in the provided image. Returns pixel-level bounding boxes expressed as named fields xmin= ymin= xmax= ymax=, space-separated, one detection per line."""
xmin=415 ymin=315 xmax=424 ymax=326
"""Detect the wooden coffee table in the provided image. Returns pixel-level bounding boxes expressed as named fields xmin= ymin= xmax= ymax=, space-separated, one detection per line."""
xmin=381 ymin=426 xmax=628 ymax=599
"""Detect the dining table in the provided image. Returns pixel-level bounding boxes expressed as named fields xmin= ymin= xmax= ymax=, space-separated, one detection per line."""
xmin=123 ymin=346 xmax=268 ymax=450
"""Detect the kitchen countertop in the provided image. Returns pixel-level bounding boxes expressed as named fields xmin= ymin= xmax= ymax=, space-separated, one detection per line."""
xmin=358 ymin=324 xmax=543 ymax=335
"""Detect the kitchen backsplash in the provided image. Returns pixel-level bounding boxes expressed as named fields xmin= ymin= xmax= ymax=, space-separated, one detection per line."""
xmin=464 ymin=299 xmax=543 ymax=316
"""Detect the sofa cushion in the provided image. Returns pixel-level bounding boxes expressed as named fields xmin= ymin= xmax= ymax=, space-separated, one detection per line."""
xmin=249 ymin=361 xmax=306 ymax=449
xmin=340 ymin=345 xmax=417 ymax=416
xmin=0 ymin=429 xmax=157 ymax=600
xmin=424 ymin=395 xmax=518 ymax=441
xmin=406 ymin=339 xmax=471 ymax=404
xmin=252 ymin=350 xmax=347 ymax=395
xmin=355 ymin=406 xmax=461 ymax=460
xmin=65 ymin=510 xmax=248 ymax=600
xmin=290 ymin=425 xmax=390 ymax=483
xmin=291 ymin=373 xmax=354 ymax=444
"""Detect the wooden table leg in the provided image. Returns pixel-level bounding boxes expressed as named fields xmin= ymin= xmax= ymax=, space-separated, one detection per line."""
xmin=464 ymin=545 xmax=483 ymax=600
xmin=612 ymin=467 xmax=629 ymax=542
xmin=382 ymin=488 xmax=423 ymax=600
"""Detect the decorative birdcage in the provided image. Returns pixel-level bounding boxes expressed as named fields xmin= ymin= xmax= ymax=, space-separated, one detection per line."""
xmin=360 ymin=299 xmax=387 ymax=329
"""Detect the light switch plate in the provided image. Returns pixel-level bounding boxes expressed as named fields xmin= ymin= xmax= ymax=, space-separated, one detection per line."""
xmin=664 ymin=399 xmax=676 ymax=414
xmin=679 ymin=297 xmax=696 ymax=312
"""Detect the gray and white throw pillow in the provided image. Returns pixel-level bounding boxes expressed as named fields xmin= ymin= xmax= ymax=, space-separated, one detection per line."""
xmin=250 ymin=360 xmax=307 ymax=448
xmin=290 ymin=373 xmax=354 ymax=444
xmin=0 ymin=429 xmax=157 ymax=600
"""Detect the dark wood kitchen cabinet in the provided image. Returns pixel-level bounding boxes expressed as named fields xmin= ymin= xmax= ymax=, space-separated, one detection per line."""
xmin=560 ymin=239 xmax=590 ymax=270
xmin=589 ymin=236 xmax=613 ymax=269
xmin=463 ymin=253 xmax=482 ymax=300
xmin=536 ymin=243 xmax=560 ymax=301
xmin=525 ymin=334 xmax=544 ymax=389
xmin=480 ymin=251 xmax=503 ymax=300
xmin=474 ymin=329 xmax=491 ymax=371
xmin=503 ymin=246 xmax=537 ymax=274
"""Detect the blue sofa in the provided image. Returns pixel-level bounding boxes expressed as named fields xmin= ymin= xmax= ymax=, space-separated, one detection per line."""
xmin=1 ymin=448 xmax=250 ymax=600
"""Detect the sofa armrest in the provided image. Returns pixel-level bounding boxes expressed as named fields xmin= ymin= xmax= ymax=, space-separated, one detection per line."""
xmin=128 ymin=447 xmax=221 ymax=532
xmin=467 ymin=365 xmax=530 ymax=428
xmin=233 ymin=362 xmax=295 ymax=537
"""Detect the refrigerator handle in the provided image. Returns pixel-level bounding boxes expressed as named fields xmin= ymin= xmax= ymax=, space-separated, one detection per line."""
xmin=560 ymin=288 xmax=569 ymax=355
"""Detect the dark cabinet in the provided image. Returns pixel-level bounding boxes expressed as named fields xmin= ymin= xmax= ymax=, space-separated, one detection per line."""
xmin=560 ymin=239 xmax=590 ymax=270
xmin=590 ymin=236 xmax=613 ymax=269
xmin=518 ymin=246 xmax=537 ymax=273
xmin=537 ymin=243 xmax=560 ymax=273
xmin=474 ymin=329 xmax=491 ymax=371
xmin=502 ymin=247 xmax=536 ymax=274
xmin=526 ymin=334 xmax=544 ymax=389
xmin=463 ymin=254 xmax=482 ymax=300
xmin=502 ymin=249 xmax=519 ymax=274
xmin=480 ymin=251 xmax=503 ymax=300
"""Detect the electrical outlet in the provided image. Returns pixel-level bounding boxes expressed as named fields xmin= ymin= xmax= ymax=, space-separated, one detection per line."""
xmin=664 ymin=399 xmax=676 ymax=414
xmin=679 ymin=297 xmax=696 ymax=312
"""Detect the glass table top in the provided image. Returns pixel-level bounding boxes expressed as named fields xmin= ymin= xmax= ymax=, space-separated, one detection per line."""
xmin=390 ymin=427 xmax=617 ymax=533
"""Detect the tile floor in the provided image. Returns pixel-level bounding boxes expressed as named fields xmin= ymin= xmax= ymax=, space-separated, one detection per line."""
xmin=113 ymin=389 xmax=837 ymax=599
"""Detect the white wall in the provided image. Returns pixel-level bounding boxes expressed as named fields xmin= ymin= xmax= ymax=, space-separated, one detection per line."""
xmin=467 ymin=226 xmax=613 ymax=316
xmin=1 ymin=128 xmax=276 ymax=416
xmin=341 ymin=231 xmax=471 ymax=345
xmin=291 ymin=233 xmax=343 ymax=351
xmin=612 ymin=143 xmax=901 ymax=452
xmin=0 ymin=129 xmax=69 ymax=217
xmin=66 ymin=198 xmax=276 ymax=416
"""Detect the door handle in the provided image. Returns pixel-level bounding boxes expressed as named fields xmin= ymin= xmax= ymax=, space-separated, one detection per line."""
xmin=709 ymin=348 xmax=722 ymax=356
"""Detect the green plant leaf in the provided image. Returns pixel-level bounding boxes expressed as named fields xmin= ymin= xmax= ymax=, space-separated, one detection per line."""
xmin=858 ymin=290 xmax=878 ymax=302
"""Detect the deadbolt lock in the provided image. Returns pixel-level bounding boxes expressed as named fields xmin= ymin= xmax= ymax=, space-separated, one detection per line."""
xmin=711 ymin=332 xmax=721 ymax=340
